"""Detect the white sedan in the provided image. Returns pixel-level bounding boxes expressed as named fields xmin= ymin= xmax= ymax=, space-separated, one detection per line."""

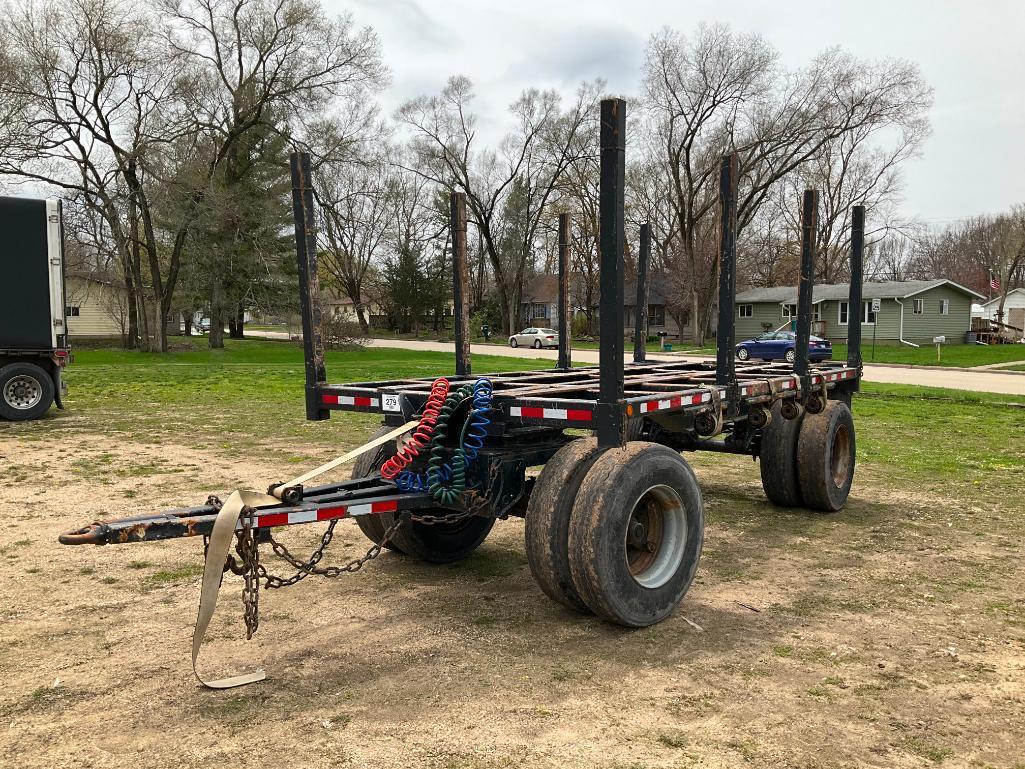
xmin=509 ymin=327 xmax=559 ymax=349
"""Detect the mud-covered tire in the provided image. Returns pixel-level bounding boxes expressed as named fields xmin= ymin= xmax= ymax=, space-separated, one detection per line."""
xmin=524 ymin=438 xmax=604 ymax=613
xmin=567 ymin=443 xmax=704 ymax=627
xmin=0 ymin=363 xmax=54 ymax=421
xmin=350 ymin=426 xmax=405 ymax=552
xmin=797 ymin=401 xmax=856 ymax=512
xmin=758 ymin=403 xmax=803 ymax=507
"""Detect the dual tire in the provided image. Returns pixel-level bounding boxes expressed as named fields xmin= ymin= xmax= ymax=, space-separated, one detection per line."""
xmin=759 ymin=400 xmax=856 ymax=512
xmin=525 ymin=440 xmax=703 ymax=627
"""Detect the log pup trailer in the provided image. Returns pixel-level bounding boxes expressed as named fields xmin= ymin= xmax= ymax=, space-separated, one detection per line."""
xmin=60 ymin=99 xmax=865 ymax=683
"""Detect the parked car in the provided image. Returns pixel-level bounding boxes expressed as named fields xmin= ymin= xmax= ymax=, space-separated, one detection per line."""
xmin=509 ymin=327 xmax=559 ymax=349
xmin=735 ymin=331 xmax=832 ymax=363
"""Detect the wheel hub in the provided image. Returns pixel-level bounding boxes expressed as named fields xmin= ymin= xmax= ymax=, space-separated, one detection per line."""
xmin=625 ymin=485 xmax=688 ymax=589
xmin=4 ymin=375 xmax=42 ymax=410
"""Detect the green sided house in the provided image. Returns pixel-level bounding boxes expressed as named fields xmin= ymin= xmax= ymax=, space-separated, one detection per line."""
xmin=734 ymin=279 xmax=985 ymax=346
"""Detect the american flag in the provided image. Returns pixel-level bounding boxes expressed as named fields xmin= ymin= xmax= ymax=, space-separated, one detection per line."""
xmin=990 ymin=274 xmax=1001 ymax=292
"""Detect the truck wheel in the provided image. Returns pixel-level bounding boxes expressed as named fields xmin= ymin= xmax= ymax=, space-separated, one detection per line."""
xmin=758 ymin=403 xmax=803 ymax=507
xmin=0 ymin=363 xmax=54 ymax=421
xmin=567 ymin=443 xmax=704 ymax=627
xmin=524 ymin=438 xmax=603 ymax=613
xmin=350 ymin=426 xmax=406 ymax=552
xmin=797 ymin=401 xmax=856 ymax=512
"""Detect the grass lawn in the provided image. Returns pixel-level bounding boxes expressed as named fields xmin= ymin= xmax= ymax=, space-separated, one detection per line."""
xmin=833 ymin=341 xmax=1025 ymax=367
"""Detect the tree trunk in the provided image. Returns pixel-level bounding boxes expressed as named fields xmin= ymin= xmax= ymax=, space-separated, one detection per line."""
xmin=228 ymin=316 xmax=238 ymax=338
xmin=230 ymin=304 xmax=245 ymax=339
xmin=209 ymin=279 xmax=225 ymax=349
xmin=184 ymin=313 xmax=193 ymax=336
xmin=354 ymin=304 xmax=370 ymax=335
xmin=691 ymin=289 xmax=702 ymax=346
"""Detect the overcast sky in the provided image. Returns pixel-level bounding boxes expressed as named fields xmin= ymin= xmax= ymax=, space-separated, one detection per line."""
xmin=339 ymin=0 xmax=1025 ymax=227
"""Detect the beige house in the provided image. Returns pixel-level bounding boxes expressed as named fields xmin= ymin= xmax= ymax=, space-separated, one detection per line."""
xmin=65 ymin=274 xmax=127 ymax=339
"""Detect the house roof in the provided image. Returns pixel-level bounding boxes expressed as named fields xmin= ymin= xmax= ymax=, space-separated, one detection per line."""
xmin=736 ymin=279 xmax=985 ymax=304
xmin=979 ymin=287 xmax=1025 ymax=307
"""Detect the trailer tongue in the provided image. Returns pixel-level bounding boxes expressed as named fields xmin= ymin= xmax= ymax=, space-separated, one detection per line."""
xmin=59 ymin=98 xmax=865 ymax=688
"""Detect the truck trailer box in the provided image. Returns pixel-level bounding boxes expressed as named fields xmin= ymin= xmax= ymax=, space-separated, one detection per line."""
xmin=0 ymin=196 xmax=69 ymax=420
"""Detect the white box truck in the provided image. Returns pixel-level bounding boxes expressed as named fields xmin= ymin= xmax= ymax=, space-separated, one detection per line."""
xmin=0 ymin=196 xmax=70 ymax=421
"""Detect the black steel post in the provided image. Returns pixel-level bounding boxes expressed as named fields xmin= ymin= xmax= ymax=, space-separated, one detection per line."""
xmin=451 ymin=192 xmax=471 ymax=377
xmin=557 ymin=212 xmax=572 ymax=369
xmin=289 ymin=151 xmax=328 ymax=421
xmin=847 ymin=205 xmax=865 ymax=380
xmin=794 ymin=189 xmax=819 ymax=378
xmin=634 ymin=222 xmax=650 ymax=363
xmin=596 ymin=98 xmax=626 ymax=448
xmin=715 ymin=155 xmax=738 ymax=386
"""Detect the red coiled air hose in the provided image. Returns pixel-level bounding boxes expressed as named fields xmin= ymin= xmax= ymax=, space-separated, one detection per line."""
xmin=380 ymin=377 xmax=450 ymax=479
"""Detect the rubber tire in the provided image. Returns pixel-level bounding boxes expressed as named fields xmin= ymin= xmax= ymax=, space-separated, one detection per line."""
xmin=785 ymin=348 xmax=796 ymax=364
xmin=533 ymin=340 xmax=542 ymax=349
xmin=379 ymin=511 xmax=495 ymax=564
xmin=797 ymin=401 xmax=856 ymax=512
xmin=350 ymin=426 xmax=405 ymax=552
xmin=567 ymin=443 xmax=704 ymax=627
xmin=736 ymin=347 xmax=750 ymax=361
xmin=510 ymin=338 xmax=518 ymax=348
xmin=758 ymin=403 xmax=803 ymax=507
xmin=524 ymin=438 xmax=604 ymax=613
xmin=0 ymin=363 xmax=55 ymax=421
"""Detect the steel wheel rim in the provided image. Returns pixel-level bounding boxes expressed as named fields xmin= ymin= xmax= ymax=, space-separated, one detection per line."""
xmin=625 ymin=484 xmax=688 ymax=589
xmin=4 ymin=374 xmax=43 ymax=410
xmin=830 ymin=423 xmax=851 ymax=487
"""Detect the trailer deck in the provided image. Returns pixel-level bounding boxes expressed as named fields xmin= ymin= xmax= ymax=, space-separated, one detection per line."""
xmin=318 ymin=359 xmax=858 ymax=428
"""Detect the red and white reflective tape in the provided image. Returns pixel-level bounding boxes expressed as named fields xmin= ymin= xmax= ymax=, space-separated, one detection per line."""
xmin=243 ymin=499 xmax=399 ymax=529
xmin=637 ymin=391 xmax=711 ymax=414
xmin=322 ymin=393 xmax=379 ymax=407
xmin=509 ymin=405 xmax=593 ymax=422
xmin=810 ymin=370 xmax=856 ymax=385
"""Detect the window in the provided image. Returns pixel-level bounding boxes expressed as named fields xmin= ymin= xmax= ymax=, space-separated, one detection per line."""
xmin=65 ymin=306 xmax=80 ymax=317
xmin=738 ymin=304 xmax=753 ymax=318
xmin=913 ymin=299 xmax=923 ymax=315
xmin=647 ymin=304 xmax=665 ymax=327
xmin=939 ymin=299 xmax=949 ymax=315
xmin=782 ymin=303 xmax=798 ymax=318
xmin=863 ymin=301 xmax=876 ymax=325
xmin=839 ymin=301 xmax=876 ymax=325
xmin=529 ymin=303 xmax=548 ymax=320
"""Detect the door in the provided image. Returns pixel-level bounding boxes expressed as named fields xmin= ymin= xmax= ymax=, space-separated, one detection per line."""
xmin=0 ymin=197 xmax=52 ymax=349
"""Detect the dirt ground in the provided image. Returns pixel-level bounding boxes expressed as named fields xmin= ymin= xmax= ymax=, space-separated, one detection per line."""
xmin=1 ymin=418 xmax=1023 ymax=769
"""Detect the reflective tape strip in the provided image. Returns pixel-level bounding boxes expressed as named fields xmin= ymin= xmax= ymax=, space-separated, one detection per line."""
xmin=638 ymin=391 xmax=709 ymax=414
xmin=245 ymin=499 xmax=399 ymax=529
xmin=322 ymin=394 xmax=380 ymax=407
xmin=509 ymin=406 xmax=592 ymax=422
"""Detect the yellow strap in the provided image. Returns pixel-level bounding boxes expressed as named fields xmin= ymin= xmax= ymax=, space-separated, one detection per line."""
xmin=193 ymin=420 xmax=418 ymax=689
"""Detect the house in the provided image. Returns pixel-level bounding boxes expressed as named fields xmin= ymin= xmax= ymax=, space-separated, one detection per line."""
xmin=734 ymin=279 xmax=984 ymax=346
xmin=65 ymin=273 xmax=128 ymax=339
xmin=973 ymin=288 xmax=1025 ymax=332
xmin=520 ymin=272 xmax=680 ymax=337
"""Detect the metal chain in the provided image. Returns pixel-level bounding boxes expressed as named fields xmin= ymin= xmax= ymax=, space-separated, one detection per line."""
xmin=237 ymin=506 xmax=260 ymax=639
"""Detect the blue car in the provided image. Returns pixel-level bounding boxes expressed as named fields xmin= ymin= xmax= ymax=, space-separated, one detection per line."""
xmin=735 ymin=331 xmax=832 ymax=364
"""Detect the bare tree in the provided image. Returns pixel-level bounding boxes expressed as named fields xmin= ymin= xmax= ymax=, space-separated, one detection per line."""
xmin=643 ymin=24 xmax=933 ymax=342
xmin=396 ymin=77 xmax=599 ymax=334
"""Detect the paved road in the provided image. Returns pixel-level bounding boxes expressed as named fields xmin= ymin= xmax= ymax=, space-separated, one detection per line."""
xmin=250 ymin=332 xmax=1025 ymax=396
